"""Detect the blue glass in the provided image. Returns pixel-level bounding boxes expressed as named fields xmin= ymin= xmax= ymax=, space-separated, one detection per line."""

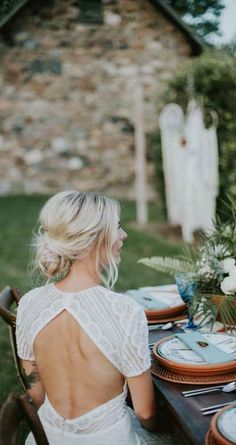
xmin=175 ymin=273 xmax=198 ymax=329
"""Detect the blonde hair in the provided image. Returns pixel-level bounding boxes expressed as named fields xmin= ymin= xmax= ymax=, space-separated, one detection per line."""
xmin=32 ymin=191 xmax=120 ymax=288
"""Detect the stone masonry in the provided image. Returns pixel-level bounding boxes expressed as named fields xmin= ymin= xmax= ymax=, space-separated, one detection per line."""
xmin=0 ymin=0 xmax=193 ymax=199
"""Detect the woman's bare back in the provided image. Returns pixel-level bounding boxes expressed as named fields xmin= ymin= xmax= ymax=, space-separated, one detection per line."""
xmin=33 ymin=310 xmax=125 ymax=419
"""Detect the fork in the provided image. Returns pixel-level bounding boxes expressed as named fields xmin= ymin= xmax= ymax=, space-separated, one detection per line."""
xmin=182 ymin=384 xmax=224 ymax=396
xmin=201 ymin=400 xmax=236 ymax=415
xmin=182 ymin=381 xmax=236 ymax=397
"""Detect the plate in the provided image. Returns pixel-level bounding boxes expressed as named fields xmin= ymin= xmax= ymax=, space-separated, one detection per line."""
xmin=153 ymin=334 xmax=236 ymax=376
xmin=151 ymin=360 xmax=236 ymax=385
xmin=126 ymin=285 xmax=187 ymax=321
xmin=147 ymin=312 xmax=187 ymax=324
xmin=145 ymin=301 xmax=187 ymax=320
xmin=218 ymin=405 xmax=236 ymax=444
xmin=205 ymin=429 xmax=218 ymax=445
xmin=211 ymin=404 xmax=236 ymax=445
xmin=143 ymin=288 xmax=186 ymax=320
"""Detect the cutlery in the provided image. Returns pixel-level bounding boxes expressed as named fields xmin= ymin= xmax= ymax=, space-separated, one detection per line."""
xmin=182 ymin=385 xmax=224 ymax=396
xmin=201 ymin=400 xmax=236 ymax=416
xmin=182 ymin=381 xmax=236 ymax=397
xmin=148 ymin=322 xmax=173 ymax=331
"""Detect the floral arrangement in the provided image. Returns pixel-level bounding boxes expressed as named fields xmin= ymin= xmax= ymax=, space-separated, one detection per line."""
xmin=139 ymin=198 xmax=236 ymax=330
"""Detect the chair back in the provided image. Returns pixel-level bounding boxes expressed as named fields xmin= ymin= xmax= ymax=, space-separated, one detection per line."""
xmin=0 ymin=287 xmax=27 ymax=391
xmin=0 ymin=392 xmax=49 ymax=445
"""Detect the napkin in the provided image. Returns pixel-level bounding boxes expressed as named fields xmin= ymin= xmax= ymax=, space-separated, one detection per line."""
xmin=175 ymin=332 xmax=235 ymax=364
xmin=126 ymin=289 xmax=168 ymax=310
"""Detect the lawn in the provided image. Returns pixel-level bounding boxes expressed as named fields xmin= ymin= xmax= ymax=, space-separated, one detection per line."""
xmin=0 ymin=195 xmax=185 ymax=439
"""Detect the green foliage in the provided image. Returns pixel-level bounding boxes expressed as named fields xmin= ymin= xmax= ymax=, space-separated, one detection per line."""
xmin=196 ymin=294 xmax=236 ymax=333
xmin=138 ymin=196 xmax=236 ymax=329
xmin=206 ymin=195 xmax=236 ymax=258
xmin=151 ymin=50 xmax=236 ymax=218
xmin=138 ymin=256 xmax=196 ymax=276
xmin=167 ymin=0 xmax=224 ymax=40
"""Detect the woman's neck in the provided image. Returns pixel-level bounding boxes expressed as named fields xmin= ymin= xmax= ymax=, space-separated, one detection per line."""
xmin=55 ymin=257 xmax=101 ymax=293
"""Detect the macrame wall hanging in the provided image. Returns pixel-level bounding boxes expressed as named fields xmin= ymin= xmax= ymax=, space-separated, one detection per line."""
xmin=159 ymin=99 xmax=219 ymax=243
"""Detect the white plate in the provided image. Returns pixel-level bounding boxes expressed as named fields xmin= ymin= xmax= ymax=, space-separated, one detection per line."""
xmin=217 ymin=405 xmax=236 ymax=443
xmin=141 ymin=284 xmax=177 ymax=292
xmin=139 ymin=286 xmax=183 ymax=308
xmin=157 ymin=334 xmax=236 ymax=365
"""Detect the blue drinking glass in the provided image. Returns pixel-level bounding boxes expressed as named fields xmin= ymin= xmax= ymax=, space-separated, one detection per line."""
xmin=175 ymin=273 xmax=198 ymax=329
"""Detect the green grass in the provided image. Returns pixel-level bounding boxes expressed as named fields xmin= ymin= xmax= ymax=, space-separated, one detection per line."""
xmin=0 ymin=196 xmax=182 ymax=293
xmin=0 ymin=196 xmax=184 ymax=428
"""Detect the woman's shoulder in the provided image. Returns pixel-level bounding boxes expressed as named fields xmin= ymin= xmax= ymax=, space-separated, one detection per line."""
xmin=18 ymin=284 xmax=51 ymax=308
xmin=101 ymin=287 xmax=145 ymax=319
xmin=102 ymin=287 xmax=140 ymax=305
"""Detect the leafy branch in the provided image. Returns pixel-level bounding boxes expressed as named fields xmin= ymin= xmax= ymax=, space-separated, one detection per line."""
xmin=196 ymin=293 xmax=236 ymax=333
xmin=138 ymin=257 xmax=197 ymax=276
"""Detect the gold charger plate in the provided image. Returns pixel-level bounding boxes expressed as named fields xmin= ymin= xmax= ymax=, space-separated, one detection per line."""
xmin=145 ymin=302 xmax=187 ymax=321
xmin=152 ymin=335 xmax=236 ymax=377
xmin=147 ymin=312 xmax=187 ymax=324
xmin=151 ymin=359 xmax=236 ymax=385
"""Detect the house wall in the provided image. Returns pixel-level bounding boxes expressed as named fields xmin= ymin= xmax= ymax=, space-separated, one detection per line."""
xmin=0 ymin=0 xmax=192 ymax=198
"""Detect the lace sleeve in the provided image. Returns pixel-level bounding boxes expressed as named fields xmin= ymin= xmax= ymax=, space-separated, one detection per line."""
xmin=16 ymin=299 xmax=35 ymax=361
xmin=121 ymin=305 xmax=151 ymax=377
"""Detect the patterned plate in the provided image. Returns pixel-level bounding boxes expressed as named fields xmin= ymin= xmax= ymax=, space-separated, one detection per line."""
xmin=127 ymin=285 xmax=187 ymax=321
xmin=153 ymin=334 xmax=236 ymax=376
xmin=211 ymin=404 xmax=236 ymax=445
xmin=217 ymin=405 xmax=236 ymax=443
xmin=145 ymin=288 xmax=186 ymax=320
xmin=151 ymin=359 xmax=236 ymax=385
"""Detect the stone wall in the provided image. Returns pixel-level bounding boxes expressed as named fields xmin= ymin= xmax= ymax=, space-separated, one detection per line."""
xmin=0 ymin=0 xmax=192 ymax=199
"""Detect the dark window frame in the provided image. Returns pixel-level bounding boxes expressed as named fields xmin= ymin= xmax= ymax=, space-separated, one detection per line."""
xmin=78 ymin=0 xmax=103 ymax=25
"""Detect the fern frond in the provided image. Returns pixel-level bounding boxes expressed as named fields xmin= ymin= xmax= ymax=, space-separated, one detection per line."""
xmin=194 ymin=293 xmax=236 ymax=332
xmin=217 ymin=298 xmax=236 ymax=333
xmin=138 ymin=256 xmax=197 ymax=276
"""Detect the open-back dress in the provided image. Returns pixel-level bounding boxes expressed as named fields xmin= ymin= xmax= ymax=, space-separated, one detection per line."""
xmin=16 ymin=284 xmax=171 ymax=445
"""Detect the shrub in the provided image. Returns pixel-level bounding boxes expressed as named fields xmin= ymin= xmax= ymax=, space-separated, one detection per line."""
xmin=150 ymin=51 xmax=236 ymax=218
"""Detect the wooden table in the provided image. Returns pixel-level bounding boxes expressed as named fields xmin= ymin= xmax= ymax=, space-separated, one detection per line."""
xmin=149 ymin=326 xmax=236 ymax=445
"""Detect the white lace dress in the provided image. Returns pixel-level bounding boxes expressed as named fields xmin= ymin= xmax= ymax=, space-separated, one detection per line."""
xmin=16 ymin=284 xmax=173 ymax=445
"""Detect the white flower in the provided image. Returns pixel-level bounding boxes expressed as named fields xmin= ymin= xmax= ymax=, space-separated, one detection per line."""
xmin=214 ymin=244 xmax=227 ymax=256
xmin=198 ymin=265 xmax=214 ymax=278
xmin=221 ymin=272 xmax=236 ymax=295
xmin=223 ymin=225 xmax=232 ymax=237
xmin=221 ymin=258 xmax=236 ymax=274
xmin=229 ymin=266 xmax=236 ymax=276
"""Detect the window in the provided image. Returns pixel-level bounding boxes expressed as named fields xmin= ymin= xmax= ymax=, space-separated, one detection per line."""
xmin=78 ymin=0 xmax=103 ymax=24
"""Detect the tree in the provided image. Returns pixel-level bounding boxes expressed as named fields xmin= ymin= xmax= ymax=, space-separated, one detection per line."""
xmin=222 ymin=34 xmax=236 ymax=56
xmin=166 ymin=51 xmax=236 ymax=213
xmin=167 ymin=0 xmax=225 ymax=41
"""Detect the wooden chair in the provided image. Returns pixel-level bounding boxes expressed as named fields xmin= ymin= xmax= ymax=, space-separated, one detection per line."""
xmin=0 ymin=287 xmax=49 ymax=444
xmin=0 ymin=287 xmax=27 ymax=391
xmin=0 ymin=392 xmax=49 ymax=445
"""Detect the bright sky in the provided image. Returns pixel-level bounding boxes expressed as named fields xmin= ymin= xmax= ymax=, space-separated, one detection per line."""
xmin=214 ymin=0 xmax=236 ymax=44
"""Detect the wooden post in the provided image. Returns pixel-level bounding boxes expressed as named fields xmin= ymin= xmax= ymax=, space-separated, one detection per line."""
xmin=134 ymin=79 xmax=148 ymax=226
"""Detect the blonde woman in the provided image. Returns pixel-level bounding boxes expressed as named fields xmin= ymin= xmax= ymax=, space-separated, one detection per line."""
xmin=16 ymin=191 xmax=171 ymax=445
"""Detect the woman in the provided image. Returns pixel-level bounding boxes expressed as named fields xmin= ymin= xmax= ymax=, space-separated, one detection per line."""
xmin=16 ymin=191 xmax=170 ymax=444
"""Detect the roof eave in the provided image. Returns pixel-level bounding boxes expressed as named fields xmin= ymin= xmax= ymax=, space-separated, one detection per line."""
xmin=150 ymin=0 xmax=205 ymax=55
xmin=0 ymin=0 xmax=30 ymax=29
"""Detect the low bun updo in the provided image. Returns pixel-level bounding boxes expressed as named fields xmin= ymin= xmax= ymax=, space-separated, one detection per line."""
xmin=34 ymin=228 xmax=72 ymax=278
xmin=32 ymin=191 xmax=120 ymax=287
